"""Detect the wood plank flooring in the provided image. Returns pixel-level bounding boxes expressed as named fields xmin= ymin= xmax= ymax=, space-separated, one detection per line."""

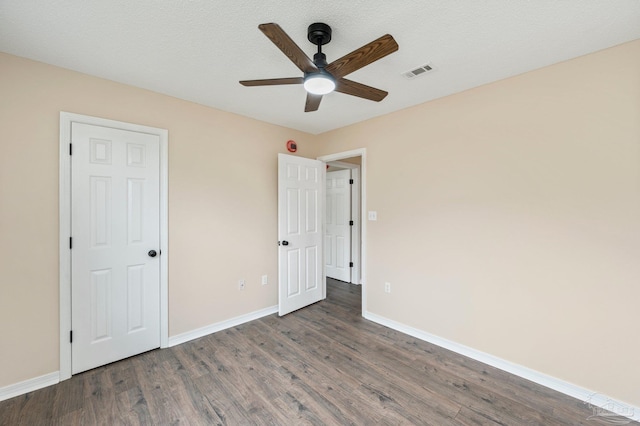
xmin=1 ymin=279 xmax=634 ymax=425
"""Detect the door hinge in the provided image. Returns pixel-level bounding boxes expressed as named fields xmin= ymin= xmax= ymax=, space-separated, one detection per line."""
xmin=70 ymin=330 xmax=73 ymax=343
xmin=69 ymin=143 xmax=72 ymax=155
xmin=349 ymin=262 xmax=354 ymax=268
xmin=69 ymin=237 xmax=72 ymax=249
xmin=349 ymin=179 xmax=354 ymax=184
xmin=349 ymin=220 xmax=354 ymax=226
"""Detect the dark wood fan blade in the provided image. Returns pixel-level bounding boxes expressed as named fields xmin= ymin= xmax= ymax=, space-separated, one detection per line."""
xmin=335 ymin=78 xmax=388 ymax=102
xmin=325 ymin=34 xmax=398 ymax=79
xmin=305 ymin=93 xmax=323 ymax=112
xmin=259 ymin=23 xmax=318 ymax=74
xmin=240 ymin=77 xmax=304 ymax=86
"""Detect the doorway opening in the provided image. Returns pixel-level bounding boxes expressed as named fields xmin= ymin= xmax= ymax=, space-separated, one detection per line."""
xmin=317 ymin=149 xmax=367 ymax=316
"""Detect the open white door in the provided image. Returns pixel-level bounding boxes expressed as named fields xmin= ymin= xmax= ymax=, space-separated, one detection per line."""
xmin=278 ymin=153 xmax=325 ymax=316
xmin=325 ymin=169 xmax=352 ymax=282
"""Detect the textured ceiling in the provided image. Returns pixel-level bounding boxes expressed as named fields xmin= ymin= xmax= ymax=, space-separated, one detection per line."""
xmin=2 ymin=1 xmax=640 ymax=134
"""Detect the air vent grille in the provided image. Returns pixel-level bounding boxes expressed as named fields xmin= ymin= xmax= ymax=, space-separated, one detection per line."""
xmin=403 ymin=63 xmax=435 ymax=79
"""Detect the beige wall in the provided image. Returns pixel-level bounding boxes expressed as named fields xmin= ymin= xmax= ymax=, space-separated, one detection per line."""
xmin=2 ymin=38 xmax=639 ymax=408
xmin=0 ymin=52 xmax=317 ymax=387
xmin=316 ymin=40 xmax=640 ymax=406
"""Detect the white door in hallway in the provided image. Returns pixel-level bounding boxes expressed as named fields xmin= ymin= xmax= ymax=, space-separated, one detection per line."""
xmin=325 ymin=169 xmax=352 ymax=282
xmin=71 ymin=122 xmax=161 ymax=374
xmin=278 ymin=153 xmax=325 ymax=316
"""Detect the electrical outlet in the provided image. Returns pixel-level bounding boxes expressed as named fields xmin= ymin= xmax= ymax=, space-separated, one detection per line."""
xmin=261 ymin=275 xmax=268 ymax=285
xmin=384 ymin=282 xmax=391 ymax=293
xmin=238 ymin=279 xmax=245 ymax=291
xmin=368 ymin=211 xmax=378 ymax=221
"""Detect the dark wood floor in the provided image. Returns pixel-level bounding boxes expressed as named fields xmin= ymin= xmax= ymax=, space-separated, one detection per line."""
xmin=1 ymin=279 xmax=633 ymax=425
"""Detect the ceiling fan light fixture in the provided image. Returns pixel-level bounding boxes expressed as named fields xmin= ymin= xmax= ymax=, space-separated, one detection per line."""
xmin=303 ymin=73 xmax=335 ymax=95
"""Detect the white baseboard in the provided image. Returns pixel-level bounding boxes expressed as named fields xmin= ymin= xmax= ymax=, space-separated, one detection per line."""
xmin=364 ymin=311 xmax=639 ymax=423
xmin=168 ymin=305 xmax=278 ymax=347
xmin=0 ymin=372 xmax=60 ymax=402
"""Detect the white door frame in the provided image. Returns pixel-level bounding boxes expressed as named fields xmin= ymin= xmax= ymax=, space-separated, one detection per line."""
xmin=317 ymin=149 xmax=367 ymax=315
xmin=327 ymin=161 xmax=361 ymax=286
xmin=59 ymin=112 xmax=169 ymax=381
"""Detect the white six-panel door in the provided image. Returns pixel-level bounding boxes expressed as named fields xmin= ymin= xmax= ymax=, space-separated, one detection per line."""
xmin=71 ymin=122 xmax=161 ymax=374
xmin=325 ymin=169 xmax=352 ymax=282
xmin=278 ymin=154 xmax=324 ymax=316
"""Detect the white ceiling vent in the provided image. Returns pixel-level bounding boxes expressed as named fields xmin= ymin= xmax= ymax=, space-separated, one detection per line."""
xmin=402 ymin=63 xmax=435 ymax=80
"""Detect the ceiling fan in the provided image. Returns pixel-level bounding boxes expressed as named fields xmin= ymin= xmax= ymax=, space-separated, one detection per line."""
xmin=239 ymin=23 xmax=399 ymax=112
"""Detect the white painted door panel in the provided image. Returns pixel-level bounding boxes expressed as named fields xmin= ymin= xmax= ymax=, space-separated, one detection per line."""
xmin=278 ymin=154 xmax=324 ymax=316
xmin=71 ymin=123 xmax=160 ymax=374
xmin=325 ymin=170 xmax=351 ymax=282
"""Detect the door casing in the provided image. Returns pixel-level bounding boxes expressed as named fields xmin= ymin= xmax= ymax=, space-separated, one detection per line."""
xmin=59 ymin=112 xmax=169 ymax=381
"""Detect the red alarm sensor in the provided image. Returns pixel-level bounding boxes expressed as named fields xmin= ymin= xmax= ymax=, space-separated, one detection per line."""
xmin=286 ymin=140 xmax=297 ymax=152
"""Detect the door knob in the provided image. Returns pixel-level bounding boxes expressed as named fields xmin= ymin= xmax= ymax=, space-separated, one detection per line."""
xmin=148 ymin=250 xmax=157 ymax=257
xmin=281 ymin=241 xmax=289 ymax=246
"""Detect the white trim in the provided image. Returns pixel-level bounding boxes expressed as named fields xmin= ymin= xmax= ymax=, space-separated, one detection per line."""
xmin=364 ymin=312 xmax=640 ymax=423
xmin=59 ymin=115 xmax=72 ymax=381
xmin=0 ymin=372 xmax=60 ymax=402
xmin=59 ymin=112 xmax=169 ymax=381
xmin=318 ymin=149 xmax=367 ymax=314
xmin=159 ymin=126 xmax=169 ymax=349
xmin=168 ymin=305 xmax=278 ymax=347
